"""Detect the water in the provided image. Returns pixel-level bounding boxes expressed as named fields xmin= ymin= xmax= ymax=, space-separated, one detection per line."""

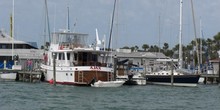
xmin=0 ymin=82 xmax=220 ymax=110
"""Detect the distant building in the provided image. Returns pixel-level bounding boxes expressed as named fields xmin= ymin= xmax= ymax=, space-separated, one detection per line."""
xmin=209 ymin=58 xmax=220 ymax=75
xmin=113 ymin=49 xmax=169 ymax=76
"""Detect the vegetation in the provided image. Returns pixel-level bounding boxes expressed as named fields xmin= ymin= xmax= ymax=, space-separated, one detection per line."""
xmin=120 ymin=32 xmax=220 ymax=65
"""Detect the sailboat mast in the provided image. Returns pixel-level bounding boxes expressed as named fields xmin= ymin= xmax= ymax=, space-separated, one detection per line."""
xmin=45 ymin=0 xmax=51 ymax=43
xmin=178 ymin=0 xmax=183 ymax=69
xmin=200 ymin=18 xmax=203 ymax=66
xmin=108 ymin=0 xmax=116 ymax=51
xmin=190 ymin=0 xmax=200 ymax=74
xmin=12 ymin=0 xmax=15 ymax=60
xmin=105 ymin=0 xmax=116 ymax=63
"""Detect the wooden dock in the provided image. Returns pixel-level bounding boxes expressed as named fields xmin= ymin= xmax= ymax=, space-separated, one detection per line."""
xmin=0 ymin=69 xmax=43 ymax=83
xmin=200 ymin=74 xmax=219 ymax=84
xmin=17 ymin=71 xmax=43 ymax=82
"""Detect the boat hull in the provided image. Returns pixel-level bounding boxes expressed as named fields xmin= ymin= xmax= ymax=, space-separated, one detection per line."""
xmin=117 ymin=78 xmax=146 ymax=85
xmin=146 ymin=75 xmax=200 ymax=87
xmin=41 ymin=64 xmax=113 ymax=86
xmin=0 ymin=73 xmax=17 ymax=81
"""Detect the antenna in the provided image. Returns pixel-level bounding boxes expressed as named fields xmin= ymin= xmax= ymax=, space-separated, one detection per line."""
xmin=95 ymin=28 xmax=101 ymax=50
xmin=96 ymin=28 xmax=101 ymax=45
xmin=103 ymin=35 xmax=106 ymax=51
xmin=67 ymin=7 xmax=70 ymax=32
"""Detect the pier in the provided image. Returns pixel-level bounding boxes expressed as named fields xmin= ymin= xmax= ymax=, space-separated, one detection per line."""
xmin=200 ymin=74 xmax=219 ymax=84
xmin=0 ymin=69 xmax=43 ymax=83
xmin=17 ymin=71 xmax=43 ymax=82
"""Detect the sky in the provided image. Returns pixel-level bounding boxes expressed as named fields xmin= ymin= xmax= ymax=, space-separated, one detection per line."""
xmin=0 ymin=0 xmax=220 ymax=49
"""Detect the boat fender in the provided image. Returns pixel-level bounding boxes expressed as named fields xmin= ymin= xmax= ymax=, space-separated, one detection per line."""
xmin=49 ymin=79 xmax=54 ymax=84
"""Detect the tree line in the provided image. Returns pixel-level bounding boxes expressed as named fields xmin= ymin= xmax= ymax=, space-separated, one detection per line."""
xmin=121 ymin=32 xmax=220 ymax=65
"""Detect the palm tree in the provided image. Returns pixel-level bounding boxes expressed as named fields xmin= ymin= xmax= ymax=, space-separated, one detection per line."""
xmin=142 ymin=44 xmax=149 ymax=51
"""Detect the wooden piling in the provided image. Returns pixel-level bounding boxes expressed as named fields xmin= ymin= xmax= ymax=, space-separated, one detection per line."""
xmin=53 ymin=53 xmax=56 ymax=86
xmin=113 ymin=55 xmax=117 ymax=81
xmin=171 ymin=59 xmax=174 ymax=86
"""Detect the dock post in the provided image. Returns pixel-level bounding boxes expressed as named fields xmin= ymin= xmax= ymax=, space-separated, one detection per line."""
xmin=30 ymin=72 xmax=32 ymax=83
xmin=113 ymin=55 xmax=117 ymax=81
xmin=171 ymin=59 xmax=174 ymax=86
xmin=53 ymin=53 xmax=56 ymax=86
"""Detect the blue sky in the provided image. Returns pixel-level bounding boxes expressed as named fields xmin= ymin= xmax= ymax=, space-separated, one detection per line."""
xmin=0 ymin=0 xmax=220 ymax=49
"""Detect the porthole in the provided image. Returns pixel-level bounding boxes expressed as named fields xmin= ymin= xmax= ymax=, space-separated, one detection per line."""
xmin=70 ymin=73 xmax=72 ymax=76
xmin=66 ymin=73 xmax=68 ymax=76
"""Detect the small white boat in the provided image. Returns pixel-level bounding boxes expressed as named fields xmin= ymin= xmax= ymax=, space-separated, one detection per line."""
xmin=0 ymin=65 xmax=21 ymax=81
xmin=91 ymin=80 xmax=125 ymax=87
xmin=0 ymin=72 xmax=17 ymax=80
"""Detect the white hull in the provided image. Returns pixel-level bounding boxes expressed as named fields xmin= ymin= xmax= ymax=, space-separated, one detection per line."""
xmin=116 ymin=77 xmax=146 ymax=85
xmin=91 ymin=80 xmax=124 ymax=87
xmin=41 ymin=64 xmax=113 ymax=85
xmin=0 ymin=73 xmax=17 ymax=80
xmin=146 ymin=82 xmax=198 ymax=87
xmin=116 ymin=75 xmax=146 ymax=85
xmin=198 ymin=77 xmax=204 ymax=83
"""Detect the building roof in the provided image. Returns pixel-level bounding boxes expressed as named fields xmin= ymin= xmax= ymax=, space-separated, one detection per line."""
xmin=209 ymin=58 xmax=220 ymax=63
xmin=113 ymin=51 xmax=168 ymax=59
xmin=0 ymin=30 xmax=38 ymax=48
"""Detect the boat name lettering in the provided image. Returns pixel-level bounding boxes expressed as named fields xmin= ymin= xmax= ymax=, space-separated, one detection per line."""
xmin=90 ymin=66 xmax=101 ymax=70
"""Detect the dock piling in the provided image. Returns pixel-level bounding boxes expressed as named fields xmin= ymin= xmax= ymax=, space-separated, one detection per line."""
xmin=53 ymin=53 xmax=56 ymax=86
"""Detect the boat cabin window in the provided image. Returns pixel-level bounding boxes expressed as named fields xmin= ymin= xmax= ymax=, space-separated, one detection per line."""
xmin=74 ymin=53 xmax=77 ymax=61
xmin=58 ymin=53 xmax=65 ymax=60
xmin=77 ymin=52 xmax=100 ymax=66
xmin=67 ymin=53 xmax=70 ymax=60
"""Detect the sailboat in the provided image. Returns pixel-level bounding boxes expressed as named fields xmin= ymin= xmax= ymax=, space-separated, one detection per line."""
xmin=145 ymin=0 xmax=200 ymax=87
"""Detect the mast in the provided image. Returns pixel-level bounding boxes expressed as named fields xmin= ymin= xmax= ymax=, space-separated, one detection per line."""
xmin=178 ymin=0 xmax=183 ymax=69
xmin=105 ymin=0 xmax=117 ymax=63
xmin=107 ymin=0 xmax=117 ymax=51
xmin=190 ymin=0 xmax=200 ymax=74
xmin=12 ymin=0 xmax=15 ymax=60
xmin=45 ymin=0 xmax=51 ymax=43
xmin=158 ymin=15 xmax=161 ymax=54
xmin=200 ymin=18 xmax=203 ymax=66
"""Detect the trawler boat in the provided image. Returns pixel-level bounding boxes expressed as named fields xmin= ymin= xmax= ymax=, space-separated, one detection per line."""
xmin=41 ymin=30 xmax=114 ymax=86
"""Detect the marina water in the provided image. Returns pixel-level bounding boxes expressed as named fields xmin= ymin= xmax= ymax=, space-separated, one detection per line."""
xmin=0 ymin=81 xmax=220 ymax=110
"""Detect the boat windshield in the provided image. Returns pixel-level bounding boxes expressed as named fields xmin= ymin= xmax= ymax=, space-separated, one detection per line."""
xmin=51 ymin=32 xmax=88 ymax=48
